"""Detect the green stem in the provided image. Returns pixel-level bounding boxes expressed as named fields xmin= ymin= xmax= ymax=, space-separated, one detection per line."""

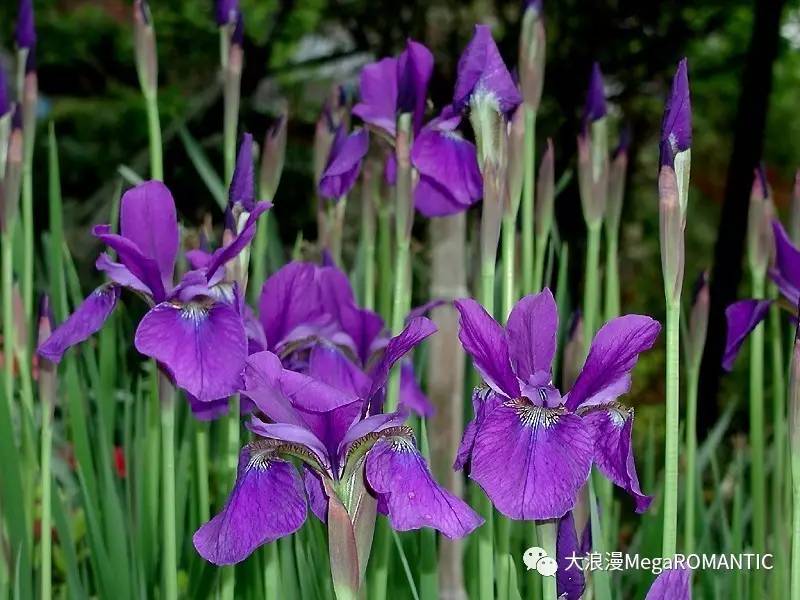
xmin=662 ymin=300 xmax=680 ymax=557
xmin=501 ymin=215 xmax=516 ymax=320
xmin=533 ymin=235 xmax=548 ymax=293
xmin=221 ymin=395 xmax=241 ymax=600
xmin=604 ymin=233 xmax=620 ymax=320
xmin=683 ymin=365 xmax=699 ymax=554
xmin=248 ymin=214 xmax=270 ymax=305
xmin=750 ymin=272 xmax=766 ymax=596
xmin=769 ymin=296 xmax=787 ymax=598
xmin=40 ymin=394 xmax=52 ymax=600
xmin=2 ymin=231 xmax=14 ymax=422
xmin=159 ymin=372 xmax=178 ymax=600
xmin=588 ymin=474 xmax=611 ymax=600
xmin=223 ymin=72 xmax=240 ymax=185
xmin=145 ymin=94 xmax=163 ymax=181
xmin=536 ymin=520 xmax=557 ymax=600
xmin=521 ymin=106 xmax=536 ymax=295
xmin=377 ymin=209 xmax=393 ymax=321
xmin=582 ymin=223 xmax=602 ymax=345
xmin=264 ymin=543 xmax=280 ymax=600
xmin=22 ymin=167 xmax=33 ymax=320
xmin=195 ymin=424 xmax=210 ymax=524
xmin=368 ymin=519 xmax=390 ymax=600
xmin=385 ymin=241 xmax=410 ymax=413
xmin=792 ymin=443 xmax=800 ymax=600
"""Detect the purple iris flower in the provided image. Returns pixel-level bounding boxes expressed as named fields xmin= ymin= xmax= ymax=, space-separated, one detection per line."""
xmin=16 ymin=0 xmax=36 ymax=50
xmin=454 ymin=289 xmax=659 ymax=520
xmin=215 ymin=0 xmax=239 ymax=26
xmin=254 ymin=261 xmax=435 ymax=417
xmin=645 ymin=568 xmax=692 ymax=599
xmin=318 ymin=126 xmax=370 ymax=201
xmin=229 ymin=132 xmax=255 ymax=212
xmin=660 ymin=58 xmax=691 ymax=168
xmin=193 ymin=318 xmax=483 ymax=565
xmin=0 ymin=65 xmax=9 ymax=117
xmin=352 ymin=39 xmax=434 ymax=138
xmin=453 ymin=25 xmax=522 ymax=115
xmin=556 ymin=512 xmax=586 ymax=600
xmin=583 ymin=62 xmax=606 ymax=129
xmin=37 ymin=181 xmax=270 ymax=405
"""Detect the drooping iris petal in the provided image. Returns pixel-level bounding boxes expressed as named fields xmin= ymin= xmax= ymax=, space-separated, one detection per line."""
xmin=453 ymin=388 xmax=504 ymax=471
xmin=412 ymin=116 xmax=482 ymax=217
xmin=660 ymin=58 xmax=691 ymax=167
xmin=365 ymin=438 xmax=483 ymax=538
xmin=722 ymin=299 xmax=771 ymax=371
xmin=37 ymin=285 xmax=120 ymax=363
xmin=469 ymin=400 xmax=593 ymax=520
xmin=771 ymin=219 xmax=800 ymax=305
xmin=583 ymin=62 xmax=606 ymax=126
xmin=367 ymin=317 xmax=437 ymax=398
xmin=134 ymin=300 xmax=247 ymax=402
xmin=119 ymin=181 xmax=179 ymax=284
xmin=259 ymin=262 xmax=329 ymax=351
xmin=506 ymin=289 xmax=558 ymax=387
xmin=397 ymin=40 xmax=434 ymax=133
xmin=193 ymin=445 xmax=307 ymax=565
xmin=645 ymin=568 xmax=692 ymax=600
xmin=556 ymin=512 xmax=586 ymax=600
xmin=187 ymin=394 xmax=229 ymax=421
xmin=308 ymin=345 xmax=371 ymax=398
xmin=352 ymin=57 xmax=399 ymax=138
xmin=337 ymin=411 xmax=408 ymax=458
xmin=318 ymin=128 xmax=370 ymax=200
xmin=399 ymin=361 xmax=434 ymax=417
xmin=229 ymin=133 xmax=255 ymax=211
xmin=205 ymin=201 xmax=271 ymax=281
xmin=453 ymin=24 xmax=521 ymax=114
xmin=579 ymin=404 xmax=652 ymax=513
xmin=95 ymin=253 xmax=150 ymax=294
xmin=304 ymin=467 xmax=329 ymax=522
xmin=93 ymin=225 xmax=167 ymax=302
xmin=454 ymin=299 xmax=520 ymax=398
xmin=564 ymin=314 xmax=661 ymax=411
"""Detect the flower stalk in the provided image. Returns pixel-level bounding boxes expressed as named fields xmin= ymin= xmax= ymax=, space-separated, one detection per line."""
xmin=38 ymin=298 xmax=55 ymax=600
xmin=134 ymin=0 xmax=162 ymax=180
xmin=159 ymin=370 xmax=178 ymax=600
xmin=533 ymin=139 xmax=554 ymax=292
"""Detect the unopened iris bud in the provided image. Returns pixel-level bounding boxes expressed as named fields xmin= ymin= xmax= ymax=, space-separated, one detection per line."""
xmin=505 ymin=105 xmax=526 ymax=217
xmin=687 ymin=270 xmax=709 ymax=369
xmin=1 ymin=107 xmax=23 ymax=232
xmin=480 ymin=134 xmax=508 ymax=267
xmin=15 ymin=0 xmax=36 ymax=51
xmin=133 ymin=0 xmax=158 ymax=99
xmin=229 ymin=132 xmax=255 ymax=214
xmin=605 ymin=128 xmax=629 ymax=236
xmin=0 ymin=65 xmax=9 ymax=119
xmin=578 ymin=63 xmax=609 ymax=227
xmin=659 ymin=58 xmax=691 ymax=305
xmin=215 ymin=0 xmax=239 ymax=27
xmin=0 ymin=68 xmax=11 ymax=180
xmin=747 ymin=165 xmax=774 ymax=278
xmin=314 ymin=86 xmax=347 ymax=185
xmin=37 ymin=294 xmax=56 ymax=406
xmin=534 ymin=138 xmax=555 ymax=238
xmin=260 ymin=105 xmax=288 ymax=202
xmin=519 ymin=0 xmax=546 ymax=112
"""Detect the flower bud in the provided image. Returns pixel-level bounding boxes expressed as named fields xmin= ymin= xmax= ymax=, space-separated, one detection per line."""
xmin=605 ymin=128 xmax=629 ymax=235
xmin=534 ymin=138 xmax=555 ymax=238
xmin=747 ymin=166 xmax=773 ymax=277
xmin=133 ymin=0 xmax=158 ymax=99
xmin=215 ymin=0 xmax=239 ymax=27
xmin=0 ymin=65 xmax=9 ymax=119
xmin=314 ymin=86 xmax=347 ymax=185
xmin=519 ymin=0 xmax=546 ymax=111
xmin=259 ymin=103 xmax=288 ymax=202
xmin=15 ymin=0 xmax=36 ymax=51
xmin=1 ymin=107 xmax=23 ymax=232
xmin=0 ymin=68 xmax=11 ymax=181
xmin=37 ymin=295 xmax=56 ymax=402
xmin=659 ymin=164 xmax=685 ymax=304
xmin=505 ymin=105 xmax=526 ymax=217
xmin=480 ymin=134 xmax=508 ymax=268
xmin=578 ymin=63 xmax=609 ymax=228
xmin=395 ymin=113 xmax=414 ymax=241
xmin=687 ymin=271 xmax=709 ymax=369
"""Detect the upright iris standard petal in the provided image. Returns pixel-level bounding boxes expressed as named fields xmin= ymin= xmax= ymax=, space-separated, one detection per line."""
xmin=565 ymin=315 xmax=661 ymax=411
xmin=397 ymin=40 xmax=434 ymax=133
xmin=469 ymin=399 xmax=593 ymax=520
xmin=93 ymin=226 xmax=167 ymax=302
xmin=367 ymin=317 xmax=437 ymax=398
xmin=365 ymin=438 xmax=483 ymax=538
xmin=579 ymin=404 xmax=652 ymax=512
xmin=229 ymin=133 xmax=256 ymax=211
xmin=193 ymin=444 xmax=307 ymax=565
xmin=307 ymin=344 xmax=371 ymax=399
xmin=15 ymin=0 xmax=36 ymax=49
xmin=399 ymin=361 xmax=435 ymax=417
xmin=205 ymin=201 xmax=271 ymax=281
xmin=318 ymin=128 xmax=370 ymax=200
xmin=37 ymin=285 xmax=120 ymax=363
xmin=660 ymin=58 xmax=691 ymax=167
xmin=771 ymin=219 xmax=800 ymax=305
xmin=259 ymin=262 xmax=329 ymax=350
xmin=352 ymin=57 xmax=399 ymax=138
xmin=119 ymin=181 xmax=180 ymax=284
xmin=454 ymin=298 xmax=520 ymax=398
xmin=556 ymin=512 xmax=586 ymax=600
xmin=506 ymin=289 xmax=558 ymax=387
xmin=412 ymin=111 xmax=483 ymax=217
xmin=644 ymin=568 xmax=692 ymax=600
xmin=722 ymin=299 xmax=772 ymax=371
xmin=135 ymin=300 xmax=247 ymax=401
xmin=453 ymin=25 xmax=522 ymax=114
xmin=583 ymin=62 xmax=606 ymax=127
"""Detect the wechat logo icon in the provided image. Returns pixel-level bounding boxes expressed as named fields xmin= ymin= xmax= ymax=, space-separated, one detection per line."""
xmin=523 ymin=546 xmax=558 ymax=577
